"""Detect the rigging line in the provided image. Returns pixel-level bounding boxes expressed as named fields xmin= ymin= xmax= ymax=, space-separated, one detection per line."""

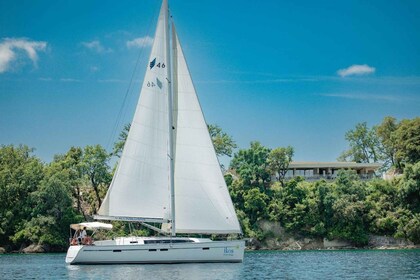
xmin=106 ymin=41 xmax=143 ymax=152
xmin=106 ymin=1 xmax=162 ymax=153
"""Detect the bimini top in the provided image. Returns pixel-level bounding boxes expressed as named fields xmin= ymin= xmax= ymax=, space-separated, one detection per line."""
xmin=70 ymin=222 xmax=113 ymax=231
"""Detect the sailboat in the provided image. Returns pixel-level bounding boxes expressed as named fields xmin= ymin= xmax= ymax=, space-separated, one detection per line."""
xmin=65 ymin=0 xmax=244 ymax=264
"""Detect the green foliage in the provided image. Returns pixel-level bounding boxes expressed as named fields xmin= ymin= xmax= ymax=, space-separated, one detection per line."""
xmin=394 ymin=118 xmax=420 ymax=166
xmin=398 ymin=162 xmax=420 ymax=213
xmin=341 ymin=116 xmax=420 ymax=172
xmin=52 ymin=147 xmax=84 ymax=214
xmin=1 ymin=119 xmax=419 ymax=251
xmin=330 ymin=195 xmax=369 ymax=245
xmin=339 ymin=122 xmax=381 ymax=163
xmin=81 ymin=145 xmax=111 ymax=211
xmin=227 ymin=178 xmax=246 ymax=210
xmin=328 ymin=174 xmax=369 ymax=245
xmin=267 ymin=146 xmax=294 ymax=186
xmin=376 ymin=116 xmax=398 ymax=169
xmin=112 ymin=123 xmax=131 ymax=158
xmin=229 ymin=141 xmax=419 ymax=245
xmin=230 ymin=141 xmax=271 ymax=189
xmin=0 ymin=145 xmax=44 ymax=245
xmin=208 ymin=124 xmax=237 ymax=157
xmin=243 ymin=188 xmax=268 ymax=224
xmin=394 ymin=208 xmax=420 ymax=243
xmin=15 ymin=165 xmax=83 ymax=248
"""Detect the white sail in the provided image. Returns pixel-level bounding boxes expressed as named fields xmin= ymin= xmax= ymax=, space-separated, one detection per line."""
xmin=67 ymin=0 xmax=245 ymax=265
xmin=97 ymin=0 xmax=171 ymax=221
xmin=172 ymin=27 xmax=241 ymax=234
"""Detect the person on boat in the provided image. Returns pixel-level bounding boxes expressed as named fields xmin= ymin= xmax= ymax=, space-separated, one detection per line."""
xmin=70 ymin=236 xmax=78 ymax=246
xmin=78 ymin=227 xmax=87 ymax=244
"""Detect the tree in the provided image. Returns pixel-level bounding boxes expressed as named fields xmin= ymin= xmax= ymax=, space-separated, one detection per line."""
xmin=0 ymin=145 xmax=44 ymax=245
xmin=267 ymin=146 xmax=294 ymax=186
xmin=339 ymin=122 xmax=381 ymax=163
xmin=12 ymin=167 xmax=82 ymax=248
xmin=208 ymin=124 xmax=237 ymax=157
xmin=398 ymin=162 xmax=420 ymax=213
xmin=81 ymin=145 xmax=111 ymax=212
xmin=329 ymin=170 xmax=370 ymax=245
xmin=376 ymin=116 xmax=398 ymax=169
xmin=53 ymin=147 xmax=84 ymax=213
xmin=330 ymin=196 xmax=369 ymax=245
xmin=112 ymin=123 xmax=131 ymax=158
xmin=394 ymin=117 xmax=420 ymax=166
xmin=230 ymin=141 xmax=271 ymax=189
xmin=243 ymin=188 xmax=268 ymax=224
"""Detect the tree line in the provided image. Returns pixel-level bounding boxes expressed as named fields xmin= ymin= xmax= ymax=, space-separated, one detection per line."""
xmin=0 ymin=117 xmax=418 ymax=251
xmin=227 ymin=143 xmax=419 ymax=245
xmin=0 ymin=124 xmax=238 ymax=251
xmin=226 ymin=116 xmax=419 ymax=245
xmin=339 ymin=116 xmax=420 ymax=172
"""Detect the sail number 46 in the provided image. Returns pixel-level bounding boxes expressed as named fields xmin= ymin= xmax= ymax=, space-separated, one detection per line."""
xmin=150 ymin=58 xmax=165 ymax=70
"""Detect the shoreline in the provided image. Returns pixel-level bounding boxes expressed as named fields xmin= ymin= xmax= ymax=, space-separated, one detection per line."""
xmin=1 ymin=244 xmax=419 ymax=254
xmin=247 ymin=245 xmax=420 ymax=251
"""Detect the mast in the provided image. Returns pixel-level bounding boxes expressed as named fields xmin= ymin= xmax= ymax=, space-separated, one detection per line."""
xmin=165 ymin=0 xmax=176 ymax=237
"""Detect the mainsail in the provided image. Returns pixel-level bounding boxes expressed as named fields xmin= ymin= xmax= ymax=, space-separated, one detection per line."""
xmin=97 ymin=0 xmax=241 ymax=234
xmin=97 ymin=0 xmax=171 ymax=222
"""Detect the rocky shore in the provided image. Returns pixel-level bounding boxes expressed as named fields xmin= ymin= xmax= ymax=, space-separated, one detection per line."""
xmin=1 ymin=222 xmax=418 ymax=254
xmin=246 ymin=221 xmax=418 ymax=251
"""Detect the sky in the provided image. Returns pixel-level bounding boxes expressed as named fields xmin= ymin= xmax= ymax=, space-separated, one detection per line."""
xmin=0 ymin=0 xmax=419 ymax=167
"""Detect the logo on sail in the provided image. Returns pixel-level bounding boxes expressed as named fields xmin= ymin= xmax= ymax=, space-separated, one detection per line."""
xmin=156 ymin=78 xmax=162 ymax=89
xmin=150 ymin=58 xmax=156 ymax=69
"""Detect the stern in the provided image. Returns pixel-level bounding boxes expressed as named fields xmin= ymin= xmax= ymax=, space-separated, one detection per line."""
xmin=65 ymin=245 xmax=82 ymax=264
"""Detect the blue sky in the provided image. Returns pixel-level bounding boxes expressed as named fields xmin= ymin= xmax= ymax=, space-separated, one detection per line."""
xmin=1 ymin=0 xmax=419 ymax=166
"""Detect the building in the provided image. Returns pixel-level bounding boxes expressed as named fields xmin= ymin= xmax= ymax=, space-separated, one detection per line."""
xmin=285 ymin=161 xmax=382 ymax=181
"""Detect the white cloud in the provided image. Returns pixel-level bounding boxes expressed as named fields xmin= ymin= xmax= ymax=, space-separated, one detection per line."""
xmin=0 ymin=38 xmax=47 ymax=73
xmin=337 ymin=64 xmax=375 ymax=77
xmin=81 ymin=40 xmax=112 ymax=53
xmin=126 ymin=36 xmax=154 ymax=48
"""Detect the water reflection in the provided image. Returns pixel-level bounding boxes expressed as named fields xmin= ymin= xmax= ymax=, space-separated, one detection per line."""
xmin=1 ymin=250 xmax=419 ymax=280
xmin=67 ymin=262 xmax=242 ymax=280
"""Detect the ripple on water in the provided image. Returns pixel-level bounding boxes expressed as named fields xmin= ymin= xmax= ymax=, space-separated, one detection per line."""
xmin=0 ymin=250 xmax=419 ymax=280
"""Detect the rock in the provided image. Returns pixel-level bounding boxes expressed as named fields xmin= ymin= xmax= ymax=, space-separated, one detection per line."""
xmin=264 ymin=238 xmax=283 ymax=249
xmin=368 ymin=235 xmax=414 ymax=248
xmin=258 ymin=220 xmax=285 ymax=237
xmin=247 ymin=238 xmax=262 ymax=250
xmin=22 ymin=244 xmax=46 ymax=253
xmin=301 ymin=238 xmax=324 ymax=250
xmin=283 ymin=240 xmax=302 ymax=251
xmin=323 ymin=238 xmax=351 ymax=248
xmin=0 ymin=247 xmax=6 ymax=254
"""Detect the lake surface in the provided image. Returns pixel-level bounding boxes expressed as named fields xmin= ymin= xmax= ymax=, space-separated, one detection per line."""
xmin=0 ymin=250 xmax=419 ymax=279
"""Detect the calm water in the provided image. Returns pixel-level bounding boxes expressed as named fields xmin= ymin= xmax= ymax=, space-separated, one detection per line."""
xmin=0 ymin=250 xmax=419 ymax=279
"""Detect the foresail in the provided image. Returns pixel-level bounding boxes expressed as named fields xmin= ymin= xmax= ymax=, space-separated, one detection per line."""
xmin=172 ymin=26 xmax=242 ymax=234
xmin=98 ymin=0 xmax=171 ymax=221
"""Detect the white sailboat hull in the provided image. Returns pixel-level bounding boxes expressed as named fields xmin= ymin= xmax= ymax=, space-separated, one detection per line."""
xmin=66 ymin=239 xmax=245 ymax=264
